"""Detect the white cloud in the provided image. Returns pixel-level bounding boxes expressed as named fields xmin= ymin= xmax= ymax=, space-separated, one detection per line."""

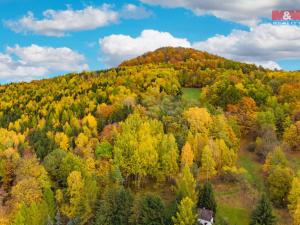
xmin=99 ymin=29 xmax=191 ymax=66
xmin=5 ymin=4 xmax=119 ymax=36
xmin=140 ymin=0 xmax=298 ymax=26
xmin=5 ymin=4 xmax=152 ymax=36
xmin=0 ymin=44 xmax=88 ymax=82
xmin=193 ymin=24 xmax=300 ymax=69
xmin=121 ymin=4 xmax=152 ymax=19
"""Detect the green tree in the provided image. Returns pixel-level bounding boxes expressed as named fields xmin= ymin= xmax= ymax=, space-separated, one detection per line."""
xmin=198 ymin=181 xmax=217 ymax=214
xmin=267 ymin=166 xmax=293 ymax=207
xmin=131 ymin=194 xmax=166 ymax=225
xmin=94 ymin=186 xmax=133 ymax=225
xmin=250 ymin=194 xmax=276 ymax=225
xmin=176 ymin=166 xmax=197 ymax=202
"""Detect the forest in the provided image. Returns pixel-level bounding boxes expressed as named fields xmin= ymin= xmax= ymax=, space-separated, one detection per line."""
xmin=0 ymin=47 xmax=300 ymax=225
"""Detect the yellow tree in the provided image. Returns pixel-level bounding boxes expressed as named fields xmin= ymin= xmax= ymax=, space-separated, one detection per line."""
xmin=293 ymin=202 xmax=300 ymax=225
xmin=82 ymin=113 xmax=98 ymax=136
xmin=186 ymin=132 xmax=209 ymax=164
xmin=113 ymin=113 xmax=159 ymax=186
xmin=289 ymin=172 xmax=300 ymax=213
xmin=215 ymin=139 xmax=236 ymax=171
xmin=158 ymin=134 xmax=179 ymax=180
xmin=200 ymin=145 xmax=217 ymax=180
xmin=54 ymin=132 xmax=69 ymax=151
xmin=284 ymin=121 xmax=300 ymax=151
xmin=172 ymin=197 xmax=197 ymax=225
xmin=176 ymin=166 xmax=197 ymax=202
xmin=62 ymin=171 xmax=84 ymax=219
xmin=181 ymin=142 xmax=194 ymax=168
xmin=183 ymin=107 xmax=212 ymax=135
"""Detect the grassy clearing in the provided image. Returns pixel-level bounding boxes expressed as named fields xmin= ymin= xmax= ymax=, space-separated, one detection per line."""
xmin=182 ymin=87 xmax=201 ymax=101
xmin=214 ymin=182 xmax=255 ymax=225
xmin=217 ymin=203 xmax=250 ymax=225
xmin=238 ymin=153 xmax=264 ymax=191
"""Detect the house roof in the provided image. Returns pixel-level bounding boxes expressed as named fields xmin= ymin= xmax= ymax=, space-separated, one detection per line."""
xmin=198 ymin=208 xmax=213 ymax=221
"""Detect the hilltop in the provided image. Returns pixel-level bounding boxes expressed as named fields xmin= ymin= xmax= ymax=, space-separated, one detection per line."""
xmin=120 ymin=47 xmax=261 ymax=71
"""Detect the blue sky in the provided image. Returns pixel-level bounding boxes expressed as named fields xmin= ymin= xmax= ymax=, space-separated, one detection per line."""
xmin=0 ymin=0 xmax=299 ymax=82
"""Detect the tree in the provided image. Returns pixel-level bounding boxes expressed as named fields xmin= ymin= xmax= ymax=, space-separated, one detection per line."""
xmin=62 ymin=171 xmax=84 ymax=219
xmin=113 ymin=114 xmax=158 ymax=185
xmin=172 ymin=197 xmax=196 ymax=225
xmin=180 ymin=142 xmax=194 ymax=168
xmin=227 ymin=96 xmax=257 ymax=134
xmin=255 ymin=124 xmax=279 ymax=160
xmin=267 ymin=166 xmax=293 ymax=207
xmin=288 ymin=172 xmax=300 ymax=214
xmin=94 ymin=186 xmax=133 ymax=225
xmin=183 ymin=107 xmax=212 ymax=135
xmin=215 ymin=139 xmax=236 ymax=171
xmin=54 ymin=132 xmax=69 ymax=151
xmin=200 ymin=145 xmax=216 ymax=180
xmin=82 ymin=113 xmax=98 ymax=136
xmin=284 ymin=121 xmax=300 ymax=151
xmin=131 ymin=194 xmax=166 ymax=225
xmin=60 ymin=170 xmax=97 ymax=224
xmin=158 ymin=134 xmax=179 ymax=180
xmin=250 ymin=194 xmax=276 ymax=225
xmin=198 ymin=181 xmax=217 ymax=214
xmin=292 ymin=202 xmax=300 ymax=225
xmin=176 ymin=166 xmax=197 ymax=202
xmin=263 ymin=147 xmax=288 ymax=174
xmin=95 ymin=141 xmax=113 ymax=159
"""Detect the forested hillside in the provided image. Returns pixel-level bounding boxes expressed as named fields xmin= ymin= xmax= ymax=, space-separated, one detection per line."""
xmin=0 ymin=47 xmax=300 ymax=225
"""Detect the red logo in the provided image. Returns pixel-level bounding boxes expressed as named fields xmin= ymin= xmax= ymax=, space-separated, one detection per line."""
xmin=272 ymin=10 xmax=300 ymax=20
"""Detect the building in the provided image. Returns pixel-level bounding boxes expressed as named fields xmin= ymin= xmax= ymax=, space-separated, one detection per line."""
xmin=198 ymin=208 xmax=214 ymax=225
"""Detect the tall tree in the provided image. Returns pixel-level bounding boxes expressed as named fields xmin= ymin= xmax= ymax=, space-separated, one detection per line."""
xmin=183 ymin=107 xmax=212 ymax=135
xmin=176 ymin=166 xmax=197 ymax=202
xmin=62 ymin=171 xmax=84 ymax=219
xmin=172 ymin=197 xmax=196 ymax=225
xmin=200 ymin=145 xmax=217 ymax=180
xmin=94 ymin=186 xmax=133 ymax=225
xmin=292 ymin=202 xmax=300 ymax=225
xmin=250 ymin=194 xmax=276 ymax=225
xmin=267 ymin=166 xmax=293 ymax=207
xmin=130 ymin=194 xmax=166 ymax=225
xmin=180 ymin=142 xmax=194 ymax=168
xmin=198 ymin=181 xmax=217 ymax=214
xmin=288 ymin=172 xmax=300 ymax=214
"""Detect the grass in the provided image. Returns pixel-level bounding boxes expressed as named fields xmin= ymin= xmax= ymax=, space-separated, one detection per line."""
xmin=182 ymin=87 xmax=202 ymax=102
xmin=217 ymin=203 xmax=250 ymax=225
xmin=238 ymin=153 xmax=264 ymax=191
xmin=213 ymin=140 xmax=264 ymax=225
xmin=214 ymin=182 xmax=254 ymax=225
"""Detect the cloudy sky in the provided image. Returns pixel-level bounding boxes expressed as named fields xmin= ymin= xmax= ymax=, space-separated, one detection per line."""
xmin=1 ymin=0 xmax=300 ymax=83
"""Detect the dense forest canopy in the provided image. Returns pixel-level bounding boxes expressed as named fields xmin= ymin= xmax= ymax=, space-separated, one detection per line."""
xmin=0 ymin=47 xmax=300 ymax=225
